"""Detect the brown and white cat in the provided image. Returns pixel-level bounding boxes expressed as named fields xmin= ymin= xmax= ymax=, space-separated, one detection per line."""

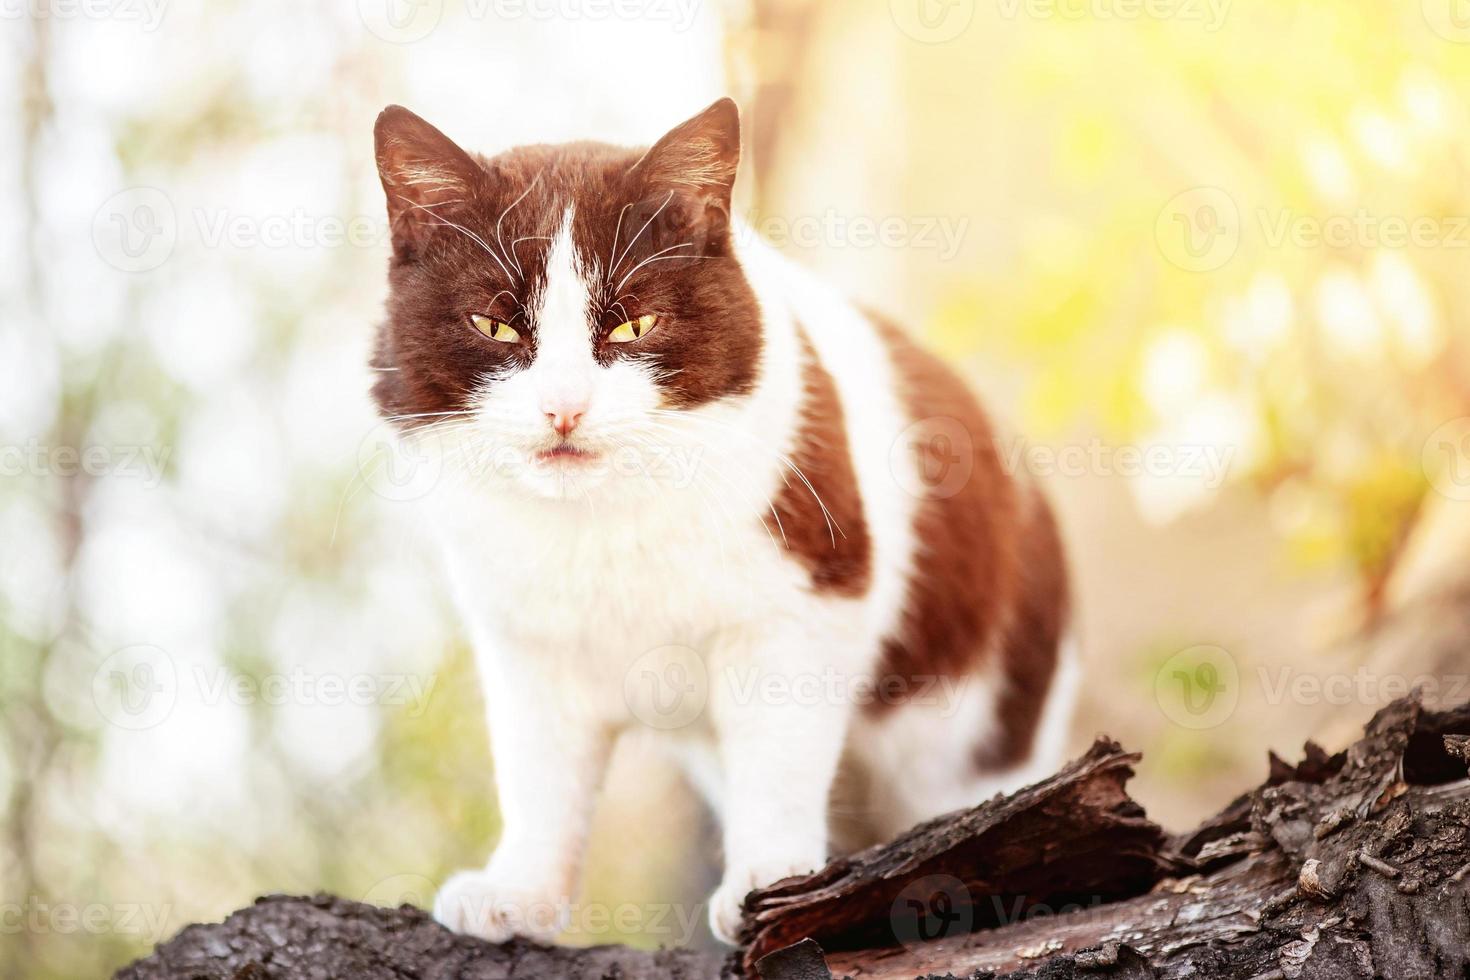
xmin=370 ymin=98 xmax=1076 ymax=945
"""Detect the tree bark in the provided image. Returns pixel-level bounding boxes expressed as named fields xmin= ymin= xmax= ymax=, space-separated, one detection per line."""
xmin=114 ymin=696 xmax=1470 ymax=980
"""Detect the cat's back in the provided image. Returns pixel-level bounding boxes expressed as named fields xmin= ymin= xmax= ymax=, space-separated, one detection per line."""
xmin=736 ymin=230 xmax=1072 ymax=820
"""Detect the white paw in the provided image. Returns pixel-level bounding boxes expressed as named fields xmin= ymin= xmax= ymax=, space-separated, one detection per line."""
xmin=708 ymin=861 xmax=814 ymax=945
xmin=433 ymin=869 xmax=567 ymax=944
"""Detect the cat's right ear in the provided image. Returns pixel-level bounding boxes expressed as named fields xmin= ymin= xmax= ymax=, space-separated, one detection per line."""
xmin=374 ymin=106 xmax=483 ymax=255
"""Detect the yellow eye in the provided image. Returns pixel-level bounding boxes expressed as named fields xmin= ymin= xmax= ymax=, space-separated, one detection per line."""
xmin=470 ymin=314 xmax=520 ymax=343
xmin=608 ymin=313 xmax=658 ymax=344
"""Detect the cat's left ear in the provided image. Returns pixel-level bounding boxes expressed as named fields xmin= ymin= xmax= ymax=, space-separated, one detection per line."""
xmin=374 ymin=105 xmax=484 ymax=256
xmin=633 ymin=98 xmax=741 ymax=222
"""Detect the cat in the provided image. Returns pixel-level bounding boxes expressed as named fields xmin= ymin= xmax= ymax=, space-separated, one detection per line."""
xmin=370 ymin=97 xmax=1077 ymax=946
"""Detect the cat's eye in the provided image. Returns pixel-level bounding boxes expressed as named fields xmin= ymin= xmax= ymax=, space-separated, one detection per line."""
xmin=608 ymin=314 xmax=658 ymax=344
xmin=470 ymin=314 xmax=520 ymax=343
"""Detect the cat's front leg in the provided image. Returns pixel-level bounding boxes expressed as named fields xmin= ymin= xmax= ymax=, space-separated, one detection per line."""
xmin=706 ymin=630 xmax=852 ymax=944
xmin=434 ymin=659 xmax=613 ymax=944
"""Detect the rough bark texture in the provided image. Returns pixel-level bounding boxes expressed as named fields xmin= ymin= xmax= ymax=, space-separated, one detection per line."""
xmin=115 ymin=696 xmax=1470 ymax=980
xmin=112 ymin=894 xmax=728 ymax=980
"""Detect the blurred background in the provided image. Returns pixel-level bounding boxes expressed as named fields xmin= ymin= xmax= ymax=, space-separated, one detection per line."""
xmin=5 ymin=0 xmax=1470 ymax=975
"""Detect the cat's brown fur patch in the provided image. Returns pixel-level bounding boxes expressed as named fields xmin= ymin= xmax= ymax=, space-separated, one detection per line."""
xmin=763 ymin=330 xmax=872 ymax=597
xmin=869 ymin=316 xmax=1069 ymax=771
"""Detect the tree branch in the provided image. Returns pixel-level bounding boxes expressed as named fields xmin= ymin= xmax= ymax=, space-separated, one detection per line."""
xmin=115 ymin=696 xmax=1470 ymax=980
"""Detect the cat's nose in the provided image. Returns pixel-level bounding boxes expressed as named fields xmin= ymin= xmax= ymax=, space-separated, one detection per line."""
xmin=542 ymin=398 xmax=588 ymax=436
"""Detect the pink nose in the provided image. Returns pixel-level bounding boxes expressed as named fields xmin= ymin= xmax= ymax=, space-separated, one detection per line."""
xmin=542 ymin=400 xmax=587 ymax=436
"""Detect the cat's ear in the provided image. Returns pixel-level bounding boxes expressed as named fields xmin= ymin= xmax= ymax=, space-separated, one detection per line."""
xmin=633 ymin=98 xmax=741 ymax=220
xmin=374 ymin=105 xmax=484 ymax=253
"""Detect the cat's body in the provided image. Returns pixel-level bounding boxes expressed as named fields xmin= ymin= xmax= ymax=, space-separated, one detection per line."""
xmin=371 ymin=99 xmax=1075 ymax=945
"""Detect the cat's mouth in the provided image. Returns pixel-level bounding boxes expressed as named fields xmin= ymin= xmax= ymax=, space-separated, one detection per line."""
xmin=535 ymin=443 xmax=597 ymax=464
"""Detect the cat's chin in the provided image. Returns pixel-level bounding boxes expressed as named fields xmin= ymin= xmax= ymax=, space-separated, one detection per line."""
xmin=513 ymin=455 xmax=616 ymax=501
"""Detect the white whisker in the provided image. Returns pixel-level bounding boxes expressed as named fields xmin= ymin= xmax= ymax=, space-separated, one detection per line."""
xmin=409 ymin=203 xmax=517 ymax=283
xmin=607 ymin=201 xmax=633 ymax=279
xmin=496 ymin=173 xmax=543 ymax=280
xmin=646 ymin=409 xmax=842 ymax=547
xmin=610 ymin=190 xmax=675 ymax=280
xmin=613 ymin=242 xmax=694 ymax=294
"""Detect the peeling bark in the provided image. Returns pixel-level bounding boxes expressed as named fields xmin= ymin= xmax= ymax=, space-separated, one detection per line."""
xmin=114 ymin=697 xmax=1470 ymax=980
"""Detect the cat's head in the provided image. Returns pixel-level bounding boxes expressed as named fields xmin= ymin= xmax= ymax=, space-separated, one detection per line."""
xmin=370 ymin=99 xmax=762 ymax=501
